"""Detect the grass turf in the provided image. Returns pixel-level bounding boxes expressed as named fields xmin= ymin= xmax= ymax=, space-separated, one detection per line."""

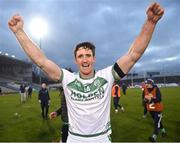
xmin=0 ymin=87 xmax=180 ymax=142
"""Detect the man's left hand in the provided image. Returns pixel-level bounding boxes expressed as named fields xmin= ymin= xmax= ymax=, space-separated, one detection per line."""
xmin=146 ymin=3 xmax=164 ymax=24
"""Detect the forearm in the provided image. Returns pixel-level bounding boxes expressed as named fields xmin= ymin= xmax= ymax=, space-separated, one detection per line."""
xmin=152 ymin=88 xmax=162 ymax=103
xmin=15 ymin=30 xmax=61 ymax=81
xmin=117 ymin=20 xmax=156 ymax=74
xmin=142 ymin=91 xmax=145 ymax=100
xmin=128 ymin=20 xmax=156 ymax=63
xmin=15 ymin=30 xmax=46 ymax=68
xmin=38 ymin=93 xmax=41 ymax=100
xmin=55 ymin=108 xmax=62 ymax=116
xmin=9 ymin=14 xmax=61 ymax=81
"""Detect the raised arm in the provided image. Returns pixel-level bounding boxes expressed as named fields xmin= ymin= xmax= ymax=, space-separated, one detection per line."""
xmin=117 ymin=3 xmax=164 ymax=74
xmin=8 ymin=14 xmax=61 ymax=81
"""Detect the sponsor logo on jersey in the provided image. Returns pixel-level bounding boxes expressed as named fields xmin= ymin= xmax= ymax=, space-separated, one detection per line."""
xmin=67 ymin=77 xmax=107 ymax=101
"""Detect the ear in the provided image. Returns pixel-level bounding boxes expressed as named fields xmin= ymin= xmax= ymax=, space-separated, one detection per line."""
xmin=93 ymin=56 xmax=96 ymax=63
xmin=74 ymin=57 xmax=78 ymax=65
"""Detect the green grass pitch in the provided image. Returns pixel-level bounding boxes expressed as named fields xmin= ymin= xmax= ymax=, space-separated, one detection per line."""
xmin=0 ymin=87 xmax=180 ymax=142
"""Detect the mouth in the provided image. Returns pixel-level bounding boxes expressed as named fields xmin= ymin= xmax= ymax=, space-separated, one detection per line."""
xmin=82 ymin=64 xmax=89 ymax=68
xmin=81 ymin=64 xmax=90 ymax=69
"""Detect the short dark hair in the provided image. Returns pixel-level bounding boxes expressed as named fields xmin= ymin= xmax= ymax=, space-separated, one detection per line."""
xmin=74 ymin=42 xmax=96 ymax=58
xmin=145 ymin=79 xmax=154 ymax=85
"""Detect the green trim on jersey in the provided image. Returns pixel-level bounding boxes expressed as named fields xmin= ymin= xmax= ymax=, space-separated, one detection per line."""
xmin=67 ymin=76 xmax=107 ymax=93
xmin=59 ymin=69 xmax=64 ymax=82
xmin=79 ymin=71 xmax=95 ymax=80
xmin=69 ymin=127 xmax=111 ymax=138
xmin=63 ymin=122 xmax=69 ymax=125
xmin=108 ymin=135 xmax=112 ymax=142
xmin=112 ymin=67 xmax=121 ymax=81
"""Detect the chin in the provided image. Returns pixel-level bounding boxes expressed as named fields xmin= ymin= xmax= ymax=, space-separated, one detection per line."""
xmin=81 ymin=69 xmax=92 ymax=76
xmin=82 ymin=71 xmax=91 ymax=75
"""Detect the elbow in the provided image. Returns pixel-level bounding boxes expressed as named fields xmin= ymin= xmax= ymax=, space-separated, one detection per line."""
xmin=37 ymin=58 xmax=45 ymax=69
xmin=43 ymin=70 xmax=60 ymax=82
xmin=51 ymin=75 xmax=60 ymax=82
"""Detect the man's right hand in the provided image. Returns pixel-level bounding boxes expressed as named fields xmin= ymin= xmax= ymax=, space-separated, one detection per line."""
xmin=49 ymin=112 xmax=57 ymax=120
xmin=8 ymin=14 xmax=24 ymax=34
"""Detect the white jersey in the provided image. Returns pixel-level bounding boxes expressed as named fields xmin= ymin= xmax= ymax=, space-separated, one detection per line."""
xmin=61 ymin=66 xmax=115 ymax=141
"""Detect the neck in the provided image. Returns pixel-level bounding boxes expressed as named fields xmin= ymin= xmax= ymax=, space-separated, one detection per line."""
xmin=80 ymin=70 xmax=95 ymax=79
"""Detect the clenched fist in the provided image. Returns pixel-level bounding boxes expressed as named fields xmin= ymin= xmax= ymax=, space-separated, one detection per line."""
xmin=146 ymin=3 xmax=164 ymax=24
xmin=8 ymin=14 xmax=24 ymax=34
xmin=49 ymin=112 xmax=57 ymax=120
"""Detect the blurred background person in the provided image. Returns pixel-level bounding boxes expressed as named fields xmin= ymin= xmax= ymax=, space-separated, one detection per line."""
xmin=27 ymin=85 xmax=32 ymax=98
xmin=122 ymin=83 xmax=127 ymax=95
xmin=141 ymin=81 xmax=148 ymax=118
xmin=49 ymin=87 xmax=68 ymax=143
xmin=38 ymin=83 xmax=50 ymax=119
xmin=112 ymin=81 xmax=125 ymax=113
xmin=0 ymin=87 xmax=2 ymax=95
xmin=19 ymin=83 xmax=26 ymax=103
xmin=144 ymin=79 xmax=167 ymax=142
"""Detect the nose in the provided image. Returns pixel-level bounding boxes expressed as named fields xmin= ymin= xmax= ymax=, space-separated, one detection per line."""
xmin=82 ymin=55 xmax=88 ymax=62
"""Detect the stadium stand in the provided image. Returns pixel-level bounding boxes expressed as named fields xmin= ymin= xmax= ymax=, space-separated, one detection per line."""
xmin=0 ymin=54 xmax=32 ymax=93
xmin=0 ymin=85 xmax=17 ymax=94
xmin=0 ymin=53 xmax=179 ymax=93
xmin=0 ymin=54 xmax=32 ymax=82
xmin=121 ymin=72 xmax=180 ymax=88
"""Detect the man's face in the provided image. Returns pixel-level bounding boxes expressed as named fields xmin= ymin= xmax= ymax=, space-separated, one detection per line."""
xmin=75 ymin=47 xmax=96 ymax=78
xmin=42 ymin=83 xmax=46 ymax=89
xmin=145 ymin=83 xmax=153 ymax=89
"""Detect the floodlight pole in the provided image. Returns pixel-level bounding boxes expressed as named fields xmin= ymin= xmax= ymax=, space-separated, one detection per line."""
xmin=29 ymin=17 xmax=48 ymax=85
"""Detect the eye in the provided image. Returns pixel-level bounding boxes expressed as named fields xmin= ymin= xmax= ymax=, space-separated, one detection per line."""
xmin=86 ymin=54 xmax=92 ymax=57
xmin=77 ymin=54 xmax=83 ymax=59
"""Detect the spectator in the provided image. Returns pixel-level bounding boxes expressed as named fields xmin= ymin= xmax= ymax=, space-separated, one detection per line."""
xmin=141 ymin=81 xmax=148 ymax=118
xmin=27 ymin=85 xmax=33 ymax=98
xmin=49 ymin=88 xmax=68 ymax=143
xmin=0 ymin=87 xmax=2 ymax=95
xmin=112 ymin=82 xmax=125 ymax=113
xmin=19 ymin=83 xmax=26 ymax=103
xmin=38 ymin=83 xmax=50 ymax=119
xmin=122 ymin=83 xmax=127 ymax=95
xmin=143 ymin=79 xmax=167 ymax=142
